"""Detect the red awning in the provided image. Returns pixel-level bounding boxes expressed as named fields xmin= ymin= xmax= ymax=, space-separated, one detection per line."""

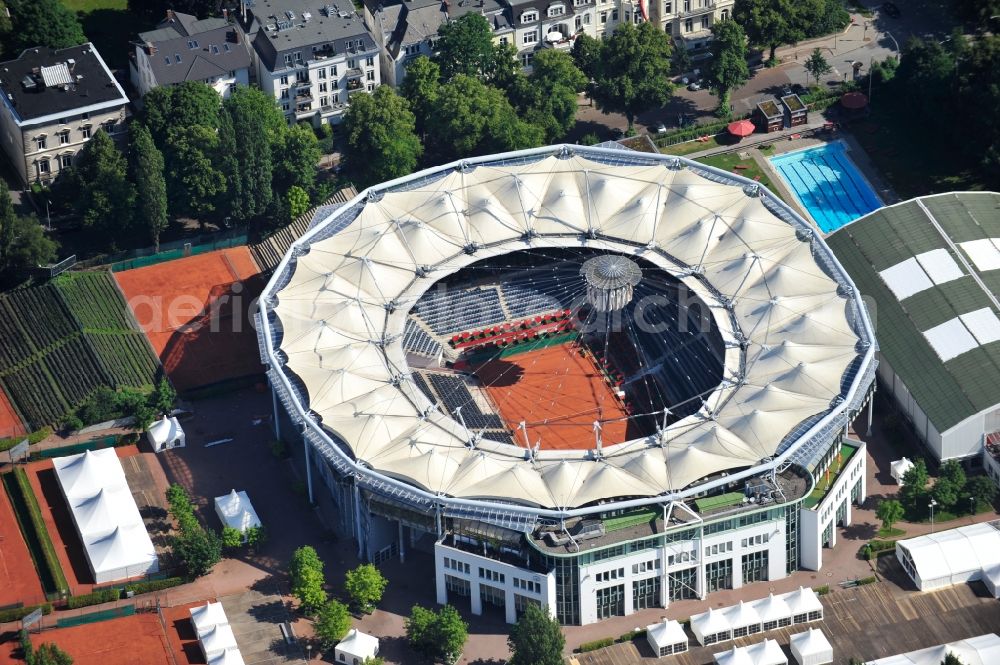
xmin=841 ymin=92 xmax=868 ymax=109
xmin=727 ymin=119 xmax=755 ymax=137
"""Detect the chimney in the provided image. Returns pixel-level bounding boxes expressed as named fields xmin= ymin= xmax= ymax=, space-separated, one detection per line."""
xmin=166 ymin=9 xmax=176 ymax=22
xmin=67 ymin=58 xmax=76 ymax=73
xmin=146 ymin=41 xmax=157 ymax=55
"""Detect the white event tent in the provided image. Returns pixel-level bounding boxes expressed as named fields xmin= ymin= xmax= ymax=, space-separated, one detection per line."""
xmin=691 ymin=607 xmax=733 ymax=646
xmin=335 ymin=629 xmax=379 ymax=664
xmin=147 ymin=415 xmax=185 ymax=452
xmin=646 ymin=618 xmax=689 ymax=657
xmin=190 ymin=601 xmax=247 ymax=662
xmin=895 ymin=521 xmax=1000 ymax=593
xmin=785 ymin=587 xmax=824 ymax=623
xmin=890 ymin=458 xmax=914 ymax=484
xmin=725 ymin=600 xmax=763 ymax=637
xmin=214 ymin=490 xmax=261 ymax=538
xmin=199 ymin=623 xmax=238 ymax=659
xmin=790 ymin=628 xmax=833 ymax=665
xmin=52 ymin=448 xmax=158 ymax=583
xmin=693 ymin=588 xmax=823 ymax=646
xmin=715 ymin=640 xmax=788 ymax=665
xmin=190 ymin=602 xmax=228 ymax=635
xmin=865 ymin=633 xmax=1000 ymax=665
xmin=207 ymin=650 xmax=246 ymax=665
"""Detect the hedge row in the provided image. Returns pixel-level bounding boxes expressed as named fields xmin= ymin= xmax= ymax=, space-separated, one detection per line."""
xmin=66 ymin=587 xmax=120 ymax=610
xmin=857 ymin=575 xmax=878 ymax=586
xmin=6 ymin=469 xmax=69 ymax=595
xmin=578 ymin=638 xmax=614 ymax=653
xmin=125 ymin=577 xmax=185 ymax=595
xmin=0 ymin=603 xmax=52 ymax=624
xmin=0 ymin=427 xmax=52 ymax=452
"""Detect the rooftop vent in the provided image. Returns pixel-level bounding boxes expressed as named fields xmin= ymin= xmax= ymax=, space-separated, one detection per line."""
xmin=285 ymin=9 xmax=296 ymax=19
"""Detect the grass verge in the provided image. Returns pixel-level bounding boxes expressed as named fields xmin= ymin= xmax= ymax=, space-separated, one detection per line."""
xmin=695 ymin=153 xmax=783 ymax=202
xmin=2 ymin=469 xmax=70 ymax=596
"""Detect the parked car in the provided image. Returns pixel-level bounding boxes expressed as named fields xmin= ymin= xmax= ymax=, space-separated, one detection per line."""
xmin=687 ymin=80 xmax=703 ymax=91
xmin=656 ymin=123 xmax=667 ymax=134
xmin=781 ymin=85 xmax=793 ymax=96
xmin=881 ymin=2 xmax=900 ymax=17
xmin=791 ymin=83 xmax=807 ymax=95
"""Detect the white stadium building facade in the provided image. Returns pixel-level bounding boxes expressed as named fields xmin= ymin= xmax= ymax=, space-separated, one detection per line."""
xmin=256 ymin=145 xmax=877 ymax=625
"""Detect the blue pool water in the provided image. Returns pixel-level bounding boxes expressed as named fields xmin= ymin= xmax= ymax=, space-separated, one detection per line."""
xmin=769 ymin=141 xmax=883 ymax=233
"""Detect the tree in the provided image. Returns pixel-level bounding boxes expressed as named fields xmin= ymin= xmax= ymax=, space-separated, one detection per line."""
xmin=899 ymin=458 xmax=931 ymax=518
xmin=289 ymin=546 xmax=327 ymax=614
xmin=571 ymin=34 xmax=603 ymax=81
xmin=671 ymin=45 xmax=694 ymax=76
xmin=362 ymin=658 xmax=385 ymax=665
xmin=434 ymin=14 xmax=515 ymax=86
xmin=343 ymin=86 xmax=423 ymax=188
xmin=804 ymin=48 xmax=832 ymax=85
xmin=513 ymin=50 xmax=587 ymax=142
xmin=151 ymin=376 xmax=176 ymax=415
xmin=941 ymin=654 xmax=965 ymax=665
xmin=876 ymin=499 xmax=904 ymax=532
xmin=0 ymin=184 xmax=57 ymax=275
xmin=272 ymin=124 xmax=321 ymax=195
xmin=424 ymin=75 xmax=544 ymax=164
xmin=28 ymin=642 xmax=74 ymax=665
xmin=399 ymin=56 xmax=441 ymax=138
xmin=406 ymin=604 xmax=468 ymax=664
xmin=164 ymin=125 xmax=226 ymax=219
xmin=127 ymin=0 xmax=218 ymax=21
xmin=218 ymin=87 xmax=285 ymax=223
xmin=709 ymin=20 xmax=750 ymax=117
xmin=69 ymin=130 xmax=136 ymax=240
xmin=129 ymin=124 xmax=169 ymax=251
xmin=142 ymin=82 xmax=221 ymax=147
xmin=173 ymin=526 xmax=222 ymax=578
xmin=285 ymin=186 xmax=310 ymax=221
xmin=588 ymin=22 xmax=675 ymax=132
xmin=344 ymin=563 xmax=388 ymax=614
xmin=508 ymin=604 xmax=564 ymax=665
xmin=733 ymin=0 xmax=801 ymax=63
xmin=7 ymin=0 xmax=85 ymax=52
xmin=965 ymin=475 xmax=997 ymax=511
xmin=314 ymin=599 xmax=352 ymax=649
xmin=221 ymin=526 xmax=243 ymax=549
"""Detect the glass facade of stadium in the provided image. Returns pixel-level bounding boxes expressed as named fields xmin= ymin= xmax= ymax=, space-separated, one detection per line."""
xmin=257 ymin=145 xmax=877 ymax=626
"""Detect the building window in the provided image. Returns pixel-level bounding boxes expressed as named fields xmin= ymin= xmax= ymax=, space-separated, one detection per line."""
xmin=367 ymin=83 xmax=374 ymax=91
xmin=211 ymin=45 xmax=220 ymax=54
xmin=706 ymin=559 xmax=733 ymax=592
xmin=575 ymin=15 xmax=582 ymax=29
xmin=60 ymin=154 xmax=72 ymax=169
xmin=584 ymin=13 xmax=591 ymax=23
xmin=320 ymin=96 xmax=328 ymax=107
xmin=280 ymin=75 xmax=289 ymax=85
xmin=36 ymin=159 xmax=50 ymax=176
xmin=521 ymin=52 xmax=534 ymax=67
xmin=521 ymin=10 xmax=538 ymax=22
xmin=548 ymin=4 xmax=565 ymax=16
xmin=665 ymin=0 xmax=672 ymax=12
xmin=742 ymin=550 xmax=769 ymax=584
xmin=366 ymin=56 xmax=374 ymax=67
xmin=366 ymin=70 xmax=374 ymax=81
xmin=187 ymin=40 xmax=199 ymax=49
xmin=282 ymin=103 xmax=290 ymax=111
xmin=632 ymin=577 xmax=660 ymax=611
xmin=331 ymin=65 xmax=339 ymax=77
xmin=318 ymin=67 xmax=327 ymax=78
xmin=34 ymin=136 xmax=46 ymax=150
xmin=80 ymin=126 xmax=91 ymax=139
xmin=523 ymin=30 xmax=538 ymax=44
xmin=281 ymin=89 xmax=290 ymax=99
xmin=684 ymin=17 xmax=693 ymax=31
xmin=600 ymin=10 xmax=608 ymax=22
xmin=59 ymin=132 xmax=69 ymax=145
xmin=500 ymin=36 xmax=509 ymax=45
xmin=721 ymin=8 xmax=729 ymax=19
xmin=319 ymin=82 xmax=328 ymax=93
xmin=284 ymin=54 xmax=292 ymax=65
xmin=595 ymin=584 xmax=625 ymax=620
xmin=612 ymin=9 xmax=619 ymax=20
xmin=294 ymin=51 xmax=302 ymax=63
xmin=668 ymin=567 xmax=697 ymax=601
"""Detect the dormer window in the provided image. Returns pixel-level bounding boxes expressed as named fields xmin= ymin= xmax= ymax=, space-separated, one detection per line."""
xmin=521 ymin=10 xmax=538 ymax=23
xmin=548 ymin=3 xmax=566 ymax=16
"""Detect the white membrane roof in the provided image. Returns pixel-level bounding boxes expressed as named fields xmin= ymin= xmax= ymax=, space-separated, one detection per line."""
xmin=262 ymin=147 xmax=872 ymax=511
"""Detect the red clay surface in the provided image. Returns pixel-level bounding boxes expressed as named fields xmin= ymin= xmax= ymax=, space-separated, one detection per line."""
xmin=28 ymin=612 xmax=174 ymax=665
xmin=23 ymin=446 xmax=141 ymax=596
xmin=114 ymin=248 xmax=266 ymax=392
xmin=473 ymin=343 xmax=630 ymax=450
xmin=0 ymin=386 xmax=25 ymax=440
xmin=0 ymin=478 xmax=46 ymax=607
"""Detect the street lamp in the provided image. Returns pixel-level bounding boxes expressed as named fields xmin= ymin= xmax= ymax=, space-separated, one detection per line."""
xmin=306 ymin=644 xmax=312 ymax=660
xmin=969 ymin=495 xmax=976 ymax=516
xmin=929 ymin=498 xmax=938 ymax=533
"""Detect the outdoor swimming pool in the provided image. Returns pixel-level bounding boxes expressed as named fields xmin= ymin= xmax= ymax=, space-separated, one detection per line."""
xmin=769 ymin=141 xmax=883 ymax=233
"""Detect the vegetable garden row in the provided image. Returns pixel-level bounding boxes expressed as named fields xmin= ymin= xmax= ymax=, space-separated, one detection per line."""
xmin=0 ymin=273 xmax=163 ymax=431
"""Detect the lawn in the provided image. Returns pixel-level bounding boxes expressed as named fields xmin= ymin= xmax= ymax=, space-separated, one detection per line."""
xmin=695 ymin=152 xmax=784 ymax=202
xmin=660 ymin=135 xmax=722 ymax=156
xmin=61 ymin=0 xmax=152 ymax=71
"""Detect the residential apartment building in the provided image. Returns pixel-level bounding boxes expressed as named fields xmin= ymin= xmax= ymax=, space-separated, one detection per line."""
xmin=239 ymin=0 xmax=381 ymax=126
xmin=363 ymin=0 xmax=511 ymax=87
xmin=508 ymin=0 xmax=600 ymax=68
xmin=0 ymin=43 xmax=129 ymax=185
xmin=130 ymin=10 xmax=252 ymax=98
xmin=658 ymin=0 xmax=731 ymax=53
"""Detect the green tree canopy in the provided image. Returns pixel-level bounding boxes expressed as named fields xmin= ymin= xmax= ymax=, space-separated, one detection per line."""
xmin=343 ymin=86 xmax=423 ymax=188
xmin=314 ymin=599 xmax=351 ymax=649
xmin=344 ymin=563 xmax=388 ymax=614
xmin=587 ymin=22 xmax=675 ymax=131
xmin=512 ymin=50 xmax=587 ymax=142
xmin=173 ymin=526 xmax=222 ymax=578
xmin=0 ymin=183 xmax=57 ymax=275
xmin=424 ymin=75 xmax=544 ymax=163
xmin=804 ymin=48 xmax=832 ymax=85
xmin=272 ymin=124 xmax=321 ymax=195
xmin=508 ymin=603 xmax=564 ymax=665
xmin=285 ymin=185 xmax=310 ymax=221
xmin=127 ymin=0 xmax=218 ymax=21
xmin=289 ymin=546 xmax=327 ymax=614
xmin=129 ymin=123 xmax=169 ymax=251
xmin=571 ymin=34 xmax=603 ymax=81
xmin=7 ymin=0 xmax=85 ymax=52
xmin=70 ymin=130 xmax=135 ymax=240
xmin=965 ymin=475 xmax=997 ymax=511
xmin=400 ymin=56 xmax=441 ymax=138
xmin=709 ymin=20 xmax=750 ymax=116
xmin=221 ymin=526 xmax=243 ymax=549
xmin=434 ymin=13 xmax=516 ymax=86
xmin=164 ymin=125 xmax=226 ymax=219
xmin=218 ymin=87 xmax=284 ymax=222
xmin=876 ymin=499 xmax=904 ymax=532
xmin=142 ymin=81 xmax=221 ymax=147
xmin=900 ymin=458 xmax=931 ymax=518
xmin=732 ymin=0 xmax=801 ymax=63
xmin=405 ymin=604 xmax=468 ymax=664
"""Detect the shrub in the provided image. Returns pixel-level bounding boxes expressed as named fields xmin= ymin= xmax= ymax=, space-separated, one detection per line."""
xmin=0 ymin=603 xmax=52 ymax=624
xmin=66 ymin=587 xmax=121 ymax=609
xmin=0 ymin=427 xmax=53 ymax=452
xmin=124 ymin=577 xmax=185 ymax=595
xmin=5 ymin=469 xmax=69 ymax=595
xmin=270 ymin=440 xmax=288 ymax=459
xmin=616 ymin=629 xmax=646 ymax=642
xmin=814 ymin=585 xmax=831 ymax=596
xmin=856 ymin=575 xmax=878 ymax=586
xmin=221 ymin=526 xmax=243 ymax=549
xmin=578 ymin=638 xmax=614 ymax=653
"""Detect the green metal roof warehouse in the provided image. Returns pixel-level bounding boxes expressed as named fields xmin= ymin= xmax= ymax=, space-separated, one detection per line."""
xmin=827 ymin=192 xmax=1000 ymax=462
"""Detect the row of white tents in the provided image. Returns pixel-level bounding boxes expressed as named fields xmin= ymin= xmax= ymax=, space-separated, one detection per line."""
xmin=690 ymin=587 xmax=824 ymax=646
xmin=712 ymin=630 xmax=833 ymax=665
xmin=52 ymin=448 xmax=158 ymax=584
xmin=865 ymin=633 xmax=1000 ymax=665
xmin=895 ymin=521 xmax=1000 ymax=594
xmin=190 ymin=601 xmax=246 ymax=665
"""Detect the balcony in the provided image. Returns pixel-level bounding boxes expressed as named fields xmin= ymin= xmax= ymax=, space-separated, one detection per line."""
xmin=294 ymin=105 xmax=315 ymax=119
xmin=294 ymin=89 xmax=314 ymax=102
xmin=346 ymin=67 xmax=364 ymax=79
xmin=677 ymin=0 xmax=715 ymax=17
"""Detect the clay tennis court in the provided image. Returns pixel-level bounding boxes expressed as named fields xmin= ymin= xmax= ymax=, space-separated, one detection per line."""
xmin=114 ymin=248 xmax=266 ymax=392
xmin=0 ymin=386 xmax=25 ymax=440
xmin=473 ymin=343 xmax=630 ymax=450
xmin=27 ymin=612 xmax=174 ymax=665
xmin=0 ymin=479 xmax=46 ymax=607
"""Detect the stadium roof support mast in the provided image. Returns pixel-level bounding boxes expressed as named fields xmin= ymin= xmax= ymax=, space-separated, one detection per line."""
xmin=581 ymin=254 xmax=643 ymax=313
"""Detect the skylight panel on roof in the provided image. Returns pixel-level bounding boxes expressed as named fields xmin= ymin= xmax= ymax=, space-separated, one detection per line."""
xmin=959 ymin=238 xmax=1000 ymax=272
xmin=959 ymin=308 xmax=1000 ymax=345
xmin=175 ymin=53 xmax=181 ymax=63
xmin=915 ymin=248 xmax=963 ymax=285
xmin=879 ymin=257 xmax=934 ymax=300
xmin=211 ymin=45 xmax=220 ymax=54
xmin=188 ymin=40 xmax=199 ymax=49
xmin=923 ymin=318 xmax=979 ymax=361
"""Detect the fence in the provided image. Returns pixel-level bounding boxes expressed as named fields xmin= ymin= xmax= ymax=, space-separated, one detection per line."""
xmin=54 ymin=603 xmax=135 ymax=628
xmin=29 ymin=435 xmax=122 ymax=461
xmin=73 ymin=229 xmax=248 ymax=272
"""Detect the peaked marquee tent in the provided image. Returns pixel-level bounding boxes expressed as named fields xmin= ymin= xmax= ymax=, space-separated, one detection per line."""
xmin=147 ymin=415 xmax=185 ymax=452
xmin=214 ymin=490 xmax=261 ymax=537
xmin=715 ymin=640 xmax=788 ymax=665
xmin=865 ymin=633 xmax=1000 ymax=665
xmin=646 ymin=618 xmax=689 ymax=657
xmin=52 ymin=448 xmax=158 ymax=583
xmin=790 ymin=628 xmax=833 ymax=665
xmin=335 ymin=629 xmax=379 ymax=664
xmin=890 ymin=458 xmax=914 ymax=484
